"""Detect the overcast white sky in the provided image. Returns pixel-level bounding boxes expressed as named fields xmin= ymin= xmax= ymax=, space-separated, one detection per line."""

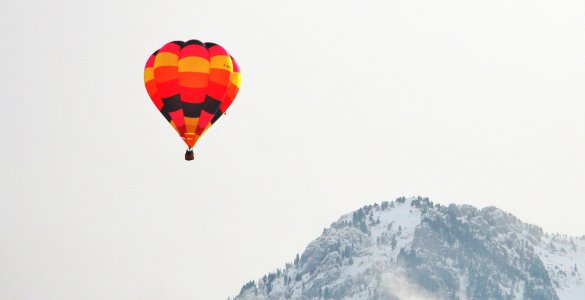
xmin=1 ymin=0 xmax=584 ymax=299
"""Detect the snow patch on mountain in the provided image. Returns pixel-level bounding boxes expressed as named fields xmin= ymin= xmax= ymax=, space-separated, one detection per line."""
xmin=536 ymin=234 xmax=585 ymax=299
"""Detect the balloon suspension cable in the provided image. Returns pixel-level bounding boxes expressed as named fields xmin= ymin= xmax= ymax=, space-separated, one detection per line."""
xmin=185 ymin=147 xmax=194 ymax=161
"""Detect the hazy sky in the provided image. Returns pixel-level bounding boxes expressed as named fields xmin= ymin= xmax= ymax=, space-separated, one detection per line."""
xmin=1 ymin=0 xmax=584 ymax=299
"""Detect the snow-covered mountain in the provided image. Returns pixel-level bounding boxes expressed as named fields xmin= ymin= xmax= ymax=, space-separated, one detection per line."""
xmin=232 ymin=197 xmax=585 ymax=300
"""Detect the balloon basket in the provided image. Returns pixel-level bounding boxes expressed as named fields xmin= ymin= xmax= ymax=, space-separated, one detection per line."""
xmin=185 ymin=149 xmax=194 ymax=161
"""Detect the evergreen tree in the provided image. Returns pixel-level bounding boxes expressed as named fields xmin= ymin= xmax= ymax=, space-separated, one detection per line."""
xmin=323 ymin=286 xmax=330 ymax=299
xmin=360 ymin=221 xmax=368 ymax=233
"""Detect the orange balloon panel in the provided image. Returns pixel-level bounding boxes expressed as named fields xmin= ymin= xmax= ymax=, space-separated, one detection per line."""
xmin=144 ymin=40 xmax=241 ymax=150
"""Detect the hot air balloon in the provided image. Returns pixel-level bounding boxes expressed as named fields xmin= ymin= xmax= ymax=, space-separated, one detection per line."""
xmin=144 ymin=40 xmax=242 ymax=160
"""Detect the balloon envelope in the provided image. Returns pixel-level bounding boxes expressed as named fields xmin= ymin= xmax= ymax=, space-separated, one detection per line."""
xmin=144 ymin=40 xmax=241 ymax=151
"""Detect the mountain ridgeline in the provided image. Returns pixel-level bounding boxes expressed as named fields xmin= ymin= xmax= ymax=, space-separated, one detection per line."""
xmin=232 ymin=197 xmax=585 ymax=300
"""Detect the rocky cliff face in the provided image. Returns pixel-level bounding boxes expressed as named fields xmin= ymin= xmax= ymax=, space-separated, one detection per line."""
xmin=233 ymin=197 xmax=585 ymax=300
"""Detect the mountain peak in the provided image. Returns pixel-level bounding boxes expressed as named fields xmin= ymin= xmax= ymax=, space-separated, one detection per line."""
xmin=233 ymin=197 xmax=585 ymax=300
